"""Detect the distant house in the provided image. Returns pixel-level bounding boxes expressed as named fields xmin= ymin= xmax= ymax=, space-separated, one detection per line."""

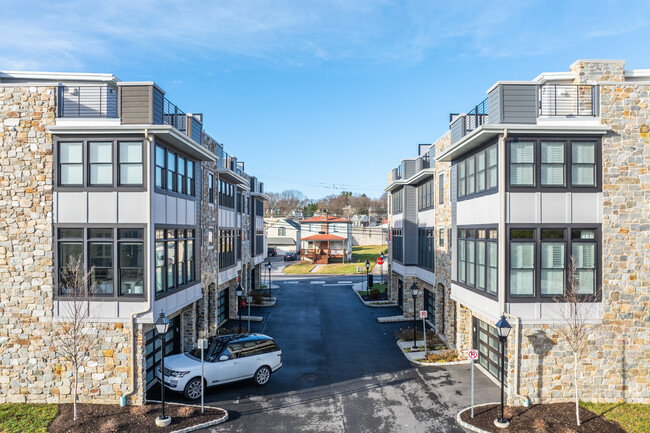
xmin=299 ymin=215 xmax=352 ymax=263
xmin=265 ymin=218 xmax=301 ymax=254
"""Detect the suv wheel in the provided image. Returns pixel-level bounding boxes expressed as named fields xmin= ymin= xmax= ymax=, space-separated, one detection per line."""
xmin=183 ymin=377 xmax=203 ymax=400
xmin=253 ymin=366 xmax=271 ymax=386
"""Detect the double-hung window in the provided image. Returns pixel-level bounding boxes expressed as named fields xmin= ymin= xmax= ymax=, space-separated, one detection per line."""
xmin=487 ymin=145 xmax=498 ymax=189
xmin=510 ymin=229 xmax=535 ymax=296
xmin=438 ymin=173 xmax=445 ymax=204
xmin=458 ymin=230 xmax=466 ymax=283
xmin=476 ymin=152 xmax=486 ymax=192
xmin=118 ymin=229 xmax=144 ymax=295
xmin=89 ymin=142 xmax=112 ymax=185
xmin=186 ymin=161 xmax=194 ymax=196
xmin=59 ymin=142 xmax=83 ymax=186
xmin=510 ymin=142 xmax=535 ymax=186
xmin=88 ymin=228 xmax=114 ymax=295
xmin=119 ymin=141 xmax=143 ymax=185
xmin=571 ymin=142 xmax=597 ymax=187
xmin=571 ymin=229 xmax=596 ymax=294
xmin=155 ymin=145 xmax=165 ymax=189
xmin=177 ymin=156 xmax=186 ymax=195
xmin=466 ymin=156 xmax=475 ymax=195
xmin=541 ymin=141 xmax=565 ymax=186
xmin=540 ymin=229 xmax=565 ymax=295
xmin=167 ymin=151 xmax=177 ymax=192
xmin=57 ymin=228 xmax=84 ymax=294
xmin=458 ymin=162 xmax=466 ymax=198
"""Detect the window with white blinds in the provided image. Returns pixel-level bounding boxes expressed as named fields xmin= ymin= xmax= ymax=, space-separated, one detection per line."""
xmin=510 ymin=142 xmax=535 ymax=186
xmin=457 ymin=228 xmax=498 ymax=296
xmin=571 ymin=142 xmax=596 ymax=186
xmin=510 ymin=242 xmax=535 ymax=295
xmin=541 ymin=141 xmax=565 ymax=186
xmin=487 ymin=145 xmax=498 ymax=189
xmin=457 ymin=143 xmax=497 ymax=200
xmin=541 ymin=243 xmax=565 ymax=295
xmin=572 ymin=229 xmax=596 ymax=294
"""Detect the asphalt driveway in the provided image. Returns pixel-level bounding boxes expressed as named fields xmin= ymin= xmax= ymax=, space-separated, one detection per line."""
xmin=155 ymin=275 xmax=498 ymax=432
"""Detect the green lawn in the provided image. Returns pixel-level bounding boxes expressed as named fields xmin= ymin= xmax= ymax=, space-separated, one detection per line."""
xmin=283 ymin=263 xmax=315 ymax=274
xmin=315 ymin=263 xmax=366 ymax=274
xmin=359 ymin=283 xmax=387 ymax=296
xmin=0 ymin=404 xmax=59 ymax=433
xmin=580 ymin=402 xmax=650 ymax=433
xmin=351 ymin=245 xmax=388 ymax=264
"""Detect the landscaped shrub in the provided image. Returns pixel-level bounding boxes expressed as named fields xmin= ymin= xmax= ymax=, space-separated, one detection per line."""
xmin=252 ymin=290 xmax=265 ymax=304
xmin=396 ymin=328 xmax=446 ymax=348
xmin=369 ymin=289 xmax=380 ymax=300
xmin=396 ymin=327 xmax=423 ymax=341
xmin=425 ymin=349 xmax=458 ymax=363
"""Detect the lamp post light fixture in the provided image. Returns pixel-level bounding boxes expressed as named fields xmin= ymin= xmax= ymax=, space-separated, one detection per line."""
xmin=236 ymin=284 xmax=244 ymax=334
xmin=365 ymin=260 xmax=370 ymax=295
xmin=409 ymin=283 xmax=420 ymax=350
xmin=155 ymin=312 xmax=171 ymax=427
xmin=494 ymin=315 xmax=512 ymax=429
xmin=379 ymin=252 xmax=384 ymax=284
xmin=265 ymin=261 xmax=272 ymax=301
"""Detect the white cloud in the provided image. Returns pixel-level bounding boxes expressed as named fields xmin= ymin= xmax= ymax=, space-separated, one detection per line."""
xmin=1 ymin=0 xmax=649 ymax=71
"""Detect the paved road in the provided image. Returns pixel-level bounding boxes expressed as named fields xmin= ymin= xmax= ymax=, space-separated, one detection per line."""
xmin=157 ymin=275 xmax=499 ymax=432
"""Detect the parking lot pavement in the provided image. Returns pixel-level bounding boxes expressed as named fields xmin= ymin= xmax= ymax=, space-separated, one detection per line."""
xmin=154 ymin=275 xmax=498 ymax=432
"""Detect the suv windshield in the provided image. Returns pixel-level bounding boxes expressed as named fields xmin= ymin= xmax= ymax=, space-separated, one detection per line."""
xmin=188 ymin=337 xmax=227 ymax=362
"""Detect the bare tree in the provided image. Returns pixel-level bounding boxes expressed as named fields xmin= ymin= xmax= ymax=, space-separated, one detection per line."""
xmin=556 ymin=256 xmax=599 ymax=426
xmin=54 ymin=255 xmax=100 ymax=421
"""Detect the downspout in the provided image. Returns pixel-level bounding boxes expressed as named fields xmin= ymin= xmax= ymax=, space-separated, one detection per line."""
xmin=500 ymin=128 xmax=527 ymax=406
xmin=121 ymin=129 xmax=154 ymax=406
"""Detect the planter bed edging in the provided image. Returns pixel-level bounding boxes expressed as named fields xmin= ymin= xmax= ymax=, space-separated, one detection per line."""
xmin=146 ymin=400 xmax=229 ymax=433
xmin=352 ymin=287 xmax=397 ymax=308
xmin=456 ymin=403 xmax=501 ymax=433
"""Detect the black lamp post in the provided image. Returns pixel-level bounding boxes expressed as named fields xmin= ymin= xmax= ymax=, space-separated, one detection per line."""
xmin=495 ymin=315 xmax=512 ymax=429
xmin=379 ymin=252 xmax=384 ymax=284
xmin=365 ymin=260 xmax=370 ymax=296
xmin=409 ymin=283 xmax=420 ymax=349
xmin=155 ymin=312 xmax=170 ymax=426
xmin=265 ymin=261 xmax=272 ymax=300
xmin=236 ymin=284 xmax=244 ymax=334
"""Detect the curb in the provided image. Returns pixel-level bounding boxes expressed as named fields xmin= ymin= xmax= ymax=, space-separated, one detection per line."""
xmin=146 ymin=400 xmax=229 ymax=433
xmin=241 ymin=315 xmax=263 ymax=322
xmin=456 ymin=403 xmax=500 ymax=433
xmin=410 ymin=358 xmax=471 ymax=367
xmin=249 ymin=298 xmax=276 ymax=307
xmin=352 ymin=287 xmax=398 ymax=308
xmin=377 ymin=316 xmax=411 ymax=323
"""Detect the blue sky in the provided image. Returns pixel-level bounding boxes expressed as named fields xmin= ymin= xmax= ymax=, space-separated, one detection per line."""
xmin=2 ymin=0 xmax=649 ymax=198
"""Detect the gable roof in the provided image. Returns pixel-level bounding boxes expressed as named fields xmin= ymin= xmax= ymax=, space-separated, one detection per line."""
xmin=300 ymin=215 xmax=351 ymax=223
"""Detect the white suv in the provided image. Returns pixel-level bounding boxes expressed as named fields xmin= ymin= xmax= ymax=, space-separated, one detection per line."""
xmin=156 ymin=333 xmax=282 ymax=400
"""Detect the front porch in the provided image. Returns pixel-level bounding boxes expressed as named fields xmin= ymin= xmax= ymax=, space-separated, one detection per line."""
xmin=300 ymin=235 xmax=346 ymax=264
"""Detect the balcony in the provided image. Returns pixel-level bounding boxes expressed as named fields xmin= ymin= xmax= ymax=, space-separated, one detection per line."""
xmin=56 ymin=83 xmax=203 ymax=145
xmin=449 ymin=83 xmax=597 ymax=144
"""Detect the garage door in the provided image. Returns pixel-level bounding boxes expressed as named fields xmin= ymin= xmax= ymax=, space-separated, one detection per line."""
xmin=472 ymin=317 xmax=507 ymax=382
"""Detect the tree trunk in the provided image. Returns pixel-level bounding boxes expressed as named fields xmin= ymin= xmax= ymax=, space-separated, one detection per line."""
xmin=73 ymin=368 xmax=78 ymax=421
xmin=574 ymin=352 xmax=580 ymax=426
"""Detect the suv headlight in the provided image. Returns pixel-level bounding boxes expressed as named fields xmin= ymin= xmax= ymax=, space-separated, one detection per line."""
xmin=163 ymin=368 xmax=190 ymax=378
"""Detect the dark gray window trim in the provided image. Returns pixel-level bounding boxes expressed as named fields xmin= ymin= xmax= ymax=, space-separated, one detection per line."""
xmin=53 ymin=134 xmax=147 ymax=192
xmin=452 ymin=224 xmax=499 ymax=301
xmin=454 ymin=139 xmax=499 ymax=202
xmin=505 ymin=135 xmax=602 ymax=193
xmin=391 ymin=187 xmax=404 ymax=215
xmin=505 ymin=223 xmax=602 ymax=303
xmin=152 ymin=139 xmax=198 ymax=201
xmin=53 ymin=223 xmax=147 ymax=301
xmin=438 ymin=172 xmax=445 ymax=205
xmin=154 ymin=223 xmax=201 ymax=301
xmin=416 ymin=177 xmax=435 ymax=211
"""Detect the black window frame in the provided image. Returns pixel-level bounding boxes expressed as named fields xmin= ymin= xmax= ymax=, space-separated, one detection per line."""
xmin=391 ymin=188 xmax=404 ymax=214
xmin=417 ymin=228 xmax=435 ymax=271
xmin=456 ymin=141 xmax=498 ymax=202
xmin=506 ymin=224 xmax=601 ymax=302
xmin=155 ymin=226 xmax=198 ymax=299
xmin=391 ymin=228 xmax=403 ymax=263
xmin=506 ymin=136 xmax=602 ymax=192
xmin=455 ymin=225 xmax=498 ymax=299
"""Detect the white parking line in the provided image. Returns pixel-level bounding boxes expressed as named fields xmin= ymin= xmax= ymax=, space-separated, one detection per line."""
xmin=337 ymin=281 xmax=353 ymax=284
xmin=310 ymin=281 xmax=326 ymax=284
xmin=323 ymin=284 xmax=340 ymax=287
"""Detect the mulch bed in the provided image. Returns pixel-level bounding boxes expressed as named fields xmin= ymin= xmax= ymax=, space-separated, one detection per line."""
xmin=48 ymin=403 xmax=226 ymax=433
xmin=460 ymin=403 xmax=626 ymax=433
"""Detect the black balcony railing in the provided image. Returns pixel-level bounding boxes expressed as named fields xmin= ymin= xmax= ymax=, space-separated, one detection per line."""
xmin=465 ymin=97 xmax=489 ymax=133
xmin=162 ymin=97 xmax=187 ymax=133
xmin=539 ymin=84 xmax=596 ymax=116
xmin=57 ymin=86 xmax=118 ymax=118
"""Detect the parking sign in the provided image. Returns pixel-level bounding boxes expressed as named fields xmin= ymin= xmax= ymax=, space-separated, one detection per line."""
xmin=468 ymin=349 xmax=478 ymax=360
xmin=419 ymin=310 xmax=427 ymax=319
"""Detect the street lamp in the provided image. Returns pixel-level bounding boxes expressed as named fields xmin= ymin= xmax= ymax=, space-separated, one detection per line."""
xmin=379 ymin=252 xmax=384 ymax=284
xmin=236 ymin=283 xmax=244 ymax=334
xmin=265 ymin=260 xmax=272 ymax=301
xmin=409 ymin=283 xmax=420 ymax=349
xmin=494 ymin=315 xmax=512 ymax=429
xmin=155 ymin=312 xmax=171 ymax=427
xmin=365 ymin=260 xmax=370 ymax=296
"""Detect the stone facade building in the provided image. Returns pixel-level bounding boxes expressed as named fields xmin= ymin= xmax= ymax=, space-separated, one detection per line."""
xmin=0 ymin=70 xmax=269 ymax=405
xmin=386 ymin=59 xmax=649 ymax=404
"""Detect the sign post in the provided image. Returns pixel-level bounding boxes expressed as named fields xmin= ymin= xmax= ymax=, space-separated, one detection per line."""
xmin=468 ymin=349 xmax=479 ymax=418
xmin=198 ymin=338 xmax=209 ymax=414
xmin=247 ymin=295 xmax=252 ymax=331
xmin=419 ymin=310 xmax=428 ymax=353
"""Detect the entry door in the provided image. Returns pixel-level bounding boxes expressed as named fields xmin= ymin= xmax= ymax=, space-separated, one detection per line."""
xmin=397 ymin=279 xmax=403 ymax=308
xmin=206 ymin=346 xmax=241 ymax=384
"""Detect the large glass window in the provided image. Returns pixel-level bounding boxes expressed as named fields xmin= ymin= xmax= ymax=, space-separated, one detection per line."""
xmin=155 ymin=228 xmax=196 ymax=296
xmin=119 ymin=141 xmax=143 ymax=185
xmin=541 ymin=141 xmax=565 ymax=186
xmin=572 ymin=142 xmax=596 ymax=186
xmin=89 ymin=142 xmax=112 ymax=185
xmin=177 ymin=156 xmax=186 ymax=195
xmin=118 ymin=229 xmax=144 ymax=295
xmin=167 ymin=151 xmax=177 ymax=192
xmin=510 ymin=141 xmax=535 ymax=186
xmin=417 ymin=229 xmax=435 ymax=271
xmin=572 ymin=229 xmax=596 ymax=294
xmin=208 ymin=173 xmax=214 ymax=204
xmin=467 ymin=234 xmax=475 ymax=286
xmin=187 ymin=161 xmax=194 ymax=196
xmin=458 ymin=231 xmax=466 ymax=283
xmin=510 ymin=229 xmax=535 ymax=296
xmin=476 ymin=233 xmax=486 ymax=291
xmin=88 ymin=228 xmax=113 ymax=296
xmin=155 ymin=145 xmax=165 ymax=189
xmin=59 ymin=142 xmax=83 ymax=185
xmin=58 ymin=228 xmax=83 ymax=294
xmin=541 ymin=229 xmax=565 ymax=295
xmin=476 ymin=151 xmax=486 ymax=192
xmin=457 ymin=143 xmax=497 ymax=199
xmin=487 ymin=145 xmax=498 ymax=189
xmin=466 ymin=155 xmax=475 ymax=195
xmin=458 ymin=162 xmax=466 ymax=198
xmin=487 ymin=232 xmax=498 ymax=295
